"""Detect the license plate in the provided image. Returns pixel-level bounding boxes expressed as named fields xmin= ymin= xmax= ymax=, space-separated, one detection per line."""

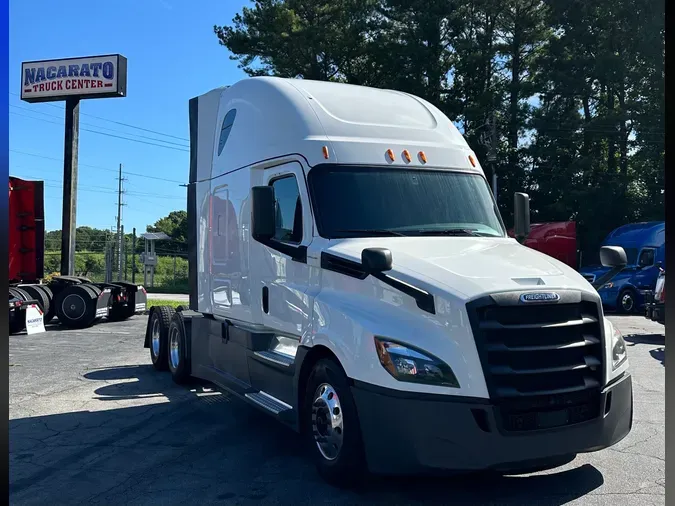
xmin=537 ymin=409 xmax=569 ymax=428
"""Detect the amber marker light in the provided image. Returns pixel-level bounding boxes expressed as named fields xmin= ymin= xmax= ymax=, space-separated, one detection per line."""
xmin=402 ymin=149 xmax=412 ymax=163
xmin=386 ymin=149 xmax=395 ymax=162
xmin=468 ymin=154 xmax=476 ymax=167
xmin=322 ymin=146 xmax=329 ymax=159
xmin=418 ymin=151 xmax=427 ymax=164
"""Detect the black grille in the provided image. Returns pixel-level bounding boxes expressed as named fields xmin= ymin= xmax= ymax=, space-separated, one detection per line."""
xmin=467 ymin=292 xmax=605 ymax=433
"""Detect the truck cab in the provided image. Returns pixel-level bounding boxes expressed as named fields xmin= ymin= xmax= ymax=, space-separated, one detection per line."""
xmin=148 ymin=77 xmax=633 ymax=485
xmin=580 ymin=222 xmax=665 ymax=313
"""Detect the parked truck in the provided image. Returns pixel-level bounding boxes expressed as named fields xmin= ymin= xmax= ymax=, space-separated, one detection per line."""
xmin=644 ymin=268 xmax=665 ymax=325
xmin=8 ymin=176 xmax=147 ymax=333
xmin=580 ymin=222 xmax=665 ymax=313
xmin=146 ymin=77 xmax=633 ymax=485
xmin=508 ymin=221 xmax=578 ymax=269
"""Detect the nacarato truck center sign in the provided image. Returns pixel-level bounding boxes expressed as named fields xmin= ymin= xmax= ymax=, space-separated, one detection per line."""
xmin=21 ymin=54 xmax=127 ymax=103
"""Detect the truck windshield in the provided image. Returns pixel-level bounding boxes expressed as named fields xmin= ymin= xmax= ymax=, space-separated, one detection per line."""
xmin=307 ymin=165 xmax=506 ymax=239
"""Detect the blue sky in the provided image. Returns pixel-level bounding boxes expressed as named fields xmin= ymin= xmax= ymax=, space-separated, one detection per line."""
xmin=9 ymin=0 xmax=249 ymax=232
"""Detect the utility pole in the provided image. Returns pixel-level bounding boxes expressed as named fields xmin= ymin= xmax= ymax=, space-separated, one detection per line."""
xmin=60 ymin=98 xmax=80 ymax=275
xmin=115 ymin=163 xmax=126 ymax=281
xmin=132 ymin=228 xmax=137 ymax=283
xmin=487 ymin=111 xmax=498 ymax=200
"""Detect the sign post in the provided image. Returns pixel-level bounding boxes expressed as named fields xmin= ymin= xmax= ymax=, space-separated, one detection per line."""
xmin=20 ymin=54 xmax=127 ymax=275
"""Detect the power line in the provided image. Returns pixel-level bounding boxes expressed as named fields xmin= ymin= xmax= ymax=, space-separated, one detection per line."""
xmin=10 ymin=111 xmax=190 ymax=152
xmin=9 ymin=149 xmax=186 ymax=184
xmin=9 ymin=91 xmax=189 ymax=142
xmin=9 ymin=104 xmax=190 ymax=148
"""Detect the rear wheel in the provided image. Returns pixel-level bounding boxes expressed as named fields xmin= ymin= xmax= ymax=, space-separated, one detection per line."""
xmin=54 ymin=284 xmax=99 ymax=328
xmin=167 ymin=312 xmax=191 ymax=384
xmin=37 ymin=285 xmax=56 ymax=324
xmin=149 ymin=306 xmax=174 ymax=371
xmin=303 ymin=358 xmax=366 ymax=487
xmin=20 ymin=285 xmax=51 ymax=323
xmin=108 ymin=290 xmax=135 ymax=321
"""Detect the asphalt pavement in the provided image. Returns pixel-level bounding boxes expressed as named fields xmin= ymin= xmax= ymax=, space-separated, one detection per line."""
xmin=9 ymin=315 xmax=665 ymax=505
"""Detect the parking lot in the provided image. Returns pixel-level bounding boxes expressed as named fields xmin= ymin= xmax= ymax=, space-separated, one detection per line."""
xmin=9 ymin=314 xmax=665 ymax=505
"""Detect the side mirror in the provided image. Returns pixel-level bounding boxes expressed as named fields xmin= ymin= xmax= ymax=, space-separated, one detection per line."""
xmin=251 ymin=186 xmax=276 ymax=242
xmin=600 ymin=246 xmax=627 ymax=268
xmin=361 ymin=248 xmax=393 ymax=274
xmin=513 ymin=192 xmax=530 ymax=241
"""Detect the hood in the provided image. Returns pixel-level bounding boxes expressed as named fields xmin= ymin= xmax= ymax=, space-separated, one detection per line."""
xmin=325 ymin=236 xmax=595 ymax=300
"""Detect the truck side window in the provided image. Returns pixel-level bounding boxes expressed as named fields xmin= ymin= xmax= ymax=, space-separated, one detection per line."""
xmin=638 ymin=248 xmax=655 ymax=268
xmin=217 ymin=109 xmax=237 ymax=156
xmin=270 ymin=175 xmax=303 ymax=244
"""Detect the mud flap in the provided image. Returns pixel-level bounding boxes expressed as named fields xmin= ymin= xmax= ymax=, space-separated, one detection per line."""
xmin=96 ymin=288 xmax=112 ymax=319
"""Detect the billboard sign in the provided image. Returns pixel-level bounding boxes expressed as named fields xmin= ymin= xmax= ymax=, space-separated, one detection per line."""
xmin=21 ymin=54 xmax=127 ymax=103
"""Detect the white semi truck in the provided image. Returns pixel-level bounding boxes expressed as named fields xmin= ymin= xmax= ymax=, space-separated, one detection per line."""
xmin=146 ymin=77 xmax=633 ymax=486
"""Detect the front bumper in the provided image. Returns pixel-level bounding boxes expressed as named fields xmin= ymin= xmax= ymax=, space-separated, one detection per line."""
xmin=352 ymin=374 xmax=633 ymax=475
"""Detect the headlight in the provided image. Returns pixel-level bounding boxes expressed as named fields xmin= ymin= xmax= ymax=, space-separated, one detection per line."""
xmin=611 ymin=324 xmax=627 ymax=370
xmin=374 ymin=337 xmax=459 ymax=388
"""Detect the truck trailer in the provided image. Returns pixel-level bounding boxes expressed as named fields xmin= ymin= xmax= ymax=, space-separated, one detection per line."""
xmin=8 ymin=176 xmax=148 ymax=333
xmin=146 ymin=77 xmax=633 ymax=485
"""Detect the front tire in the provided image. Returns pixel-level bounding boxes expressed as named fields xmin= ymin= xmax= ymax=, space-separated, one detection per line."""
xmin=618 ymin=288 xmax=637 ymax=314
xmin=303 ymin=358 xmax=366 ymax=487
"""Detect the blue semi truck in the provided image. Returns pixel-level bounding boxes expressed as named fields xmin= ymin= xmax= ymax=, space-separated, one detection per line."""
xmin=580 ymin=222 xmax=665 ymax=313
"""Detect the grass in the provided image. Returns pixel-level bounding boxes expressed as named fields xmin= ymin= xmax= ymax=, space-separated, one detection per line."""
xmin=145 ymin=299 xmax=186 ymax=310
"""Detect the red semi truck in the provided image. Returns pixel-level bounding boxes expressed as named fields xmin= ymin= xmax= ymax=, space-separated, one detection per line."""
xmin=508 ymin=221 xmax=578 ymax=270
xmin=8 ymin=176 xmax=147 ymax=333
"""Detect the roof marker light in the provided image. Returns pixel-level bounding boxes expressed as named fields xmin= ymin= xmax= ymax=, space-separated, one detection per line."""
xmin=386 ymin=149 xmax=395 ymax=162
xmin=322 ymin=146 xmax=329 ymax=159
xmin=418 ymin=151 xmax=427 ymax=164
xmin=468 ymin=154 xmax=476 ymax=167
xmin=402 ymin=149 xmax=412 ymax=163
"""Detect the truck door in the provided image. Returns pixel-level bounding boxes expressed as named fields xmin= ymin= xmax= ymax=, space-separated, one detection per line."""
xmin=255 ymin=162 xmax=313 ymax=339
xmin=634 ymin=247 xmax=657 ymax=289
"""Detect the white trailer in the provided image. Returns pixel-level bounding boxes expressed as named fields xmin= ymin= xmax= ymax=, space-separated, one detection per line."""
xmin=145 ymin=77 xmax=633 ymax=485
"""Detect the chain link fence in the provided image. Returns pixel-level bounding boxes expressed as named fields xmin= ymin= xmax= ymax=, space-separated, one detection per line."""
xmin=43 ymin=250 xmax=189 ymax=293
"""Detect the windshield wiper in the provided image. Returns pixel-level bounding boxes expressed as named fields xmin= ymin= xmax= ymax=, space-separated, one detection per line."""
xmin=335 ymin=229 xmax=408 ymax=237
xmin=405 ymin=228 xmax=495 ymax=237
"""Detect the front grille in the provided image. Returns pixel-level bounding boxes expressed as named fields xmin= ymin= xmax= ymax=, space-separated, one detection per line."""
xmin=467 ymin=292 xmax=605 ymax=432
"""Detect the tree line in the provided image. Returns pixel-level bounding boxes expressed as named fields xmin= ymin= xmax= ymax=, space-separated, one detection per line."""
xmin=44 ymin=210 xmax=188 ymax=256
xmin=215 ymin=0 xmax=664 ymax=263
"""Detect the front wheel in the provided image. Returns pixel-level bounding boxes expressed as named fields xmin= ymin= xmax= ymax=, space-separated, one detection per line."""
xmin=617 ymin=288 xmax=637 ymax=314
xmin=303 ymin=358 xmax=366 ymax=487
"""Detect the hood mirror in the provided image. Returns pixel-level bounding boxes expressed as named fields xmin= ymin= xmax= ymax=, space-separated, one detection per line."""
xmin=600 ymin=246 xmax=627 ymax=268
xmin=361 ymin=248 xmax=393 ymax=274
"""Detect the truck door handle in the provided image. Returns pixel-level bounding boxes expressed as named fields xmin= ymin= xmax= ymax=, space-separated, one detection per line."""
xmin=262 ymin=286 xmax=269 ymax=314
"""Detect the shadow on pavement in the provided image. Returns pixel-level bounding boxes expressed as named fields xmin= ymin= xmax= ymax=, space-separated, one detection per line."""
xmin=10 ymin=365 xmax=605 ymax=505
xmin=624 ymin=333 xmax=665 ymax=366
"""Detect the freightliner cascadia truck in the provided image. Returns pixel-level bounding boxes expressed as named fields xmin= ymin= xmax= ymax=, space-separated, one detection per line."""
xmin=145 ymin=77 xmax=633 ymax=486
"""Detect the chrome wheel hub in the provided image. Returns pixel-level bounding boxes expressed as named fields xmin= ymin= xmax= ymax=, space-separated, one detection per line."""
xmin=311 ymin=383 xmax=343 ymax=461
xmin=169 ymin=326 xmax=180 ymax=370
xmin=151 ymin=318 xmax=160 ymax=357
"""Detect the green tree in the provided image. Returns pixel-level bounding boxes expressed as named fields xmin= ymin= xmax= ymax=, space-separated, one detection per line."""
xmin=215 ymin=0 xmax=377 ymax=82
xmin=146 ymin=210 xmax=188 ymax=254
